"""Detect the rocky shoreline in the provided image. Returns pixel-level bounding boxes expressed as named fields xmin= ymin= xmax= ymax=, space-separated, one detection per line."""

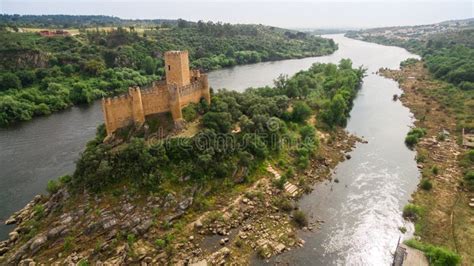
xmin=0 ymin=129 xmax=360 ymax=265
xmin=380 ymin=62 xmax=473 ymax=264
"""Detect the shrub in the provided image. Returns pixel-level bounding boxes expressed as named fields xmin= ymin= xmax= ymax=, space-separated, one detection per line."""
xmin=404 ymin=239 xmax=461 ymax=266
xmin=0 ymin=73 xmax=22 ymax=91
xmin=405 ymin=134 xmax=419 ymax=148
xmin=155 ymin=239 xmax=166 ymax=249
xmin=405 ymin=128 xmax=426 ymax=148
xmin=275 ymin=197 xmax=294 ymax=212
xmin=59 ymin=174 xmax=72 ymax=184
xmin=402 ymin=204 xmax=422 ymax=221
xmin=431 ymin=165 xmax=439 ymax=175
xmin=33 ymin=204 xmax=45 ymax=218
xmin=292 ymin=210 xmax=308 ymax=227
xmin=467 ymin=150 xmax=474 ymax=162
xmin=182 ymin=103 xmax=198 ymax=122
xmin=291 ymin=101 xmax=311 ymax=123
xmin=64 ymin=236 xmax=75 ymax=252
xmin=274 ymin=175 xmax=287 ymax=190
xmin=464 ymin=171 xmax=474 ymax=187
xmin=127 ymin=234 xmax=136 ymax=246
xmin=416 ymin=153 xmax=426 ymax=163
xmin=420 ymin=178 xmax=432 ymax=190
xmin=437 ymin=132 xmax=446 ymax=141
xmin=46 ymin=179 xmax=60 ymax=194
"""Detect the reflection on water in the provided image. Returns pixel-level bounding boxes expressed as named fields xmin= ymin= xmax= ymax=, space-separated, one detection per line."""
xmin=0 ymin=35 xmax=421 ymax=265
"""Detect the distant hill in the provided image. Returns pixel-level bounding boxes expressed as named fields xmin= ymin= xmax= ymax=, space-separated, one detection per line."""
xmin=0 ymin=14 xmax=180 ymax=28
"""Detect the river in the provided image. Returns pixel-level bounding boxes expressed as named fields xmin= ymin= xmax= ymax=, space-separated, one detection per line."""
xmin=0 ymin=34 xmax=420 ymax=265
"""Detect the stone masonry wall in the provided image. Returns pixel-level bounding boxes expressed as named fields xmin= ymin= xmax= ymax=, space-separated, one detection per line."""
xmin=102 ymin=51 xmax=210 ymax=137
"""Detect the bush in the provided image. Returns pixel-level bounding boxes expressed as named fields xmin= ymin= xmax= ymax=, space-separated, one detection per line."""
xmin=292 ymin=210 xmax=308 ymax=227
xmin=64 ymin=236 xmax=75 ymax=252
xmin=464 ymin=171 xmax=474 ymax=187
xmin=420 ymin=178 xmax=432 ymax=190
xmin=155 ymin=239 xmax=166 ymax=249
xmin=275 ymin=197 xmax=294 ymax=212
xmin=431 ymin=165 xmax=439 ymax=175
xmin=405 ymin=135 xmax=418 ymax=148
xmin=59 ymin=174 xmax=72 ymax=184
xmin=0 ymin=73 xmax=22 ymax=91
xmin=46 ymin=179 xmax=60 ymax=194
xmin=182 ymin=103 xmax=198 ymax=122
xmin=402 ymin=203 xmax=422 ymax=221
xmin=404 ymin=239 xmax=461 ymax=266
xmin=405 ymin=128 xmax=426 ymax=148
xmin=468 ymin=150 xmax=474 ymax=162
xmin=291 ymin=101 xmax=311 ymax=123
xmin=33 ymin=204 xmax=45 ymax=218
xmin=274 ymin=175 xmax=287 ymax=190
xmin=127 ymin=234 xmax=136 ymax=246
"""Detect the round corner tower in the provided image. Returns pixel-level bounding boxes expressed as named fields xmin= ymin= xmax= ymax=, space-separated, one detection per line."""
xmin=164 ymin=50 xmax=191 ymax=86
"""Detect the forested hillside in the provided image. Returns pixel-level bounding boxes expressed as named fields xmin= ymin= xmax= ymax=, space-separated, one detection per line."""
xmin=0 ymin=15 xmax=337 ymax=126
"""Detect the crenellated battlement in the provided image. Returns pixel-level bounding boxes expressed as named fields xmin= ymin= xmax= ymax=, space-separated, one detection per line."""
xmin=102 ymin=50 xmax=211 ymax=137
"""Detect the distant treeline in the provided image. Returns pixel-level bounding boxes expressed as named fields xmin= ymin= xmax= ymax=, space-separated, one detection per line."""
xmin=0 ymin=14 xmax=179 ymax=28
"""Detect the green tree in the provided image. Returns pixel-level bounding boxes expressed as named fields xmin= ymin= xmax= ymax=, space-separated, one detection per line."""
xmin=291 ymin=101 xmax=311 ymax=123
xmin=202 ymin=111 xmax=233 ymax=133
xmin=321 ymin=94 xmax=348 ymax=128
xmin=1 ymin=73 xmax=22 ymax=91
xmin=84 ymin=59 xmax=106 ymax=75
xmin=143 ymin=56 xmax=157 ymax=75
xmin=69 ymin=82 xmax=94 ymax=104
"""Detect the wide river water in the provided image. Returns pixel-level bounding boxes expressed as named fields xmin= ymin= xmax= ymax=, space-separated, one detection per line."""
xmin=0 ymin=34 xmax=420 ymax=265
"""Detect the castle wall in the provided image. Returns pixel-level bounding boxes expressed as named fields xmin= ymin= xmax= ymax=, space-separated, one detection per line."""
xmin=102 ymin=95 xmax=134 ymax=135
xmin=102 ymin=51 xmax=211 ymax=137
xmin=141 ymin=85 xmax=170 ymax=116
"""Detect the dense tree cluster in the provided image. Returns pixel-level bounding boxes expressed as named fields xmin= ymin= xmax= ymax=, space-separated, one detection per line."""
xmin=425 ymin=46 xmax=474 ymax=90
xmin=70 ymin=60 xmax=364 ymax=192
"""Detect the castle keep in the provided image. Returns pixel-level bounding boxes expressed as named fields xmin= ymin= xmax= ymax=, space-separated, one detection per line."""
xmin=102 ymin=51 xmax=211 ymax=136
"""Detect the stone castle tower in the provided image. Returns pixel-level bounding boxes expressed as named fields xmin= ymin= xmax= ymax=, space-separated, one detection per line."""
xmin=102 ymin=50 xmax=211 ymax=137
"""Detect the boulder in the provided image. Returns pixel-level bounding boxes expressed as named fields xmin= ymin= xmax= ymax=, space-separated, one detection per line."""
xmin=0 ymin=247 xmax=9 ymax=256
xmin=9 ymin=231 xmax=19 ymax=242
xmin=47 ymin=225 xmax=67 ymax=239
xmin=30 ymin=234 xmax=47 ymax=254
xmin=194 ymin=220 xmax=203 ymax=229
xmin=178 ymin=197 xmax=193 ymax=210
xmin=102 ymin=217 xmax=118 ymax=230
xmin=133 ymin=219 xmax=153 ymax=235
xmin=5 ymin=217 xmax=16 ymax=225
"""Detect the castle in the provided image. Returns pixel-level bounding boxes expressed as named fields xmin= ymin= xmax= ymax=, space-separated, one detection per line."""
xmin=102 ymin=51 xmax=211 ymax=136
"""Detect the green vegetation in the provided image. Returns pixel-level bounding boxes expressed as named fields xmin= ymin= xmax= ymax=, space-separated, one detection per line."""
xmin=404 ymin=239 xmax=461 ymax=266
xmin=69 ymin=61 xmax=364 ymax=194
xmin=419 ymin=178 xmax=433 ymax=191
xmin=405 ymin=127 xmax=426 ymax=148
xmin=464 ymin=170 xmax=474 ymax=188
xmin=402 ymin=203 xmax=423 ymax=221
xmin=425 ymin=46 xmax=474 ymax=90
xmin=46 ymin=179 xmax=60 ymax=194
xmin=63 ymin=236 xmax=75 ymax=252
xmin=292 ymin=210 xmax=308 ymax=227
xmin=275 ymin=197 xmax=294 ymax=212
xmin=0 ymin=15 xmax=337 ymax=126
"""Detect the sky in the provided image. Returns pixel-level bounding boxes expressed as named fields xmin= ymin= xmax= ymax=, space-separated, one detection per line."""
xmin=1 ymin=0 xmax=473 ymax=29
